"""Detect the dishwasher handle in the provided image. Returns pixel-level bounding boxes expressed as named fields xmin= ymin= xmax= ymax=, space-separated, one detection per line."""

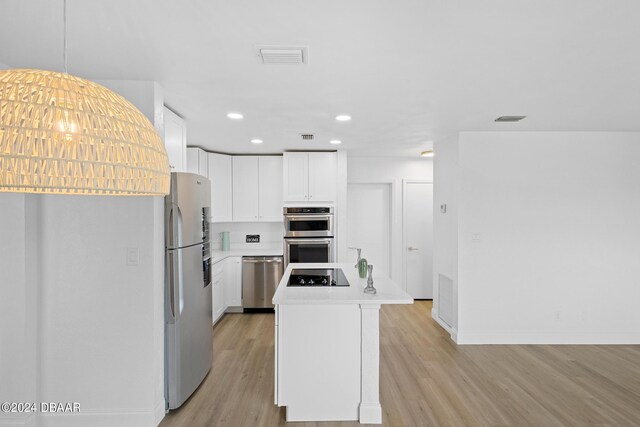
xmin=242 ymin=257 xmax=283 ymax=263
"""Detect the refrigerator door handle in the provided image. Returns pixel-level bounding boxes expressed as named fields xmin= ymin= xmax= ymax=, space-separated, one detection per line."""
xmin=167 ymin=251 xmax=177 ymax=323
xmin=167 ymin=204 xmax=184 ymax=249
xmin=166 ymin=250 xmax=184 ymax=321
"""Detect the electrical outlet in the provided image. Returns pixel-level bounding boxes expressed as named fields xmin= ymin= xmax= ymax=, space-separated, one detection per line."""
xmin=246 ymin=235 xmax=260 ymax=243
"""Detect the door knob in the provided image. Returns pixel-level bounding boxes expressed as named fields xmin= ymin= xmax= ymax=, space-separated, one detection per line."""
xmin=408 ymin=246 xmax=419 ymax=251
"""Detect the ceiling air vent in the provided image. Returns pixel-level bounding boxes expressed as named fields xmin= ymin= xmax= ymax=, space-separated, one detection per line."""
xmin=255 ymin=46 xmax=308 ymax=64
xmin=495 ymin=116 xmax=526 ymax=122
xmin=299 ymin=133 xmax=315 ymax=141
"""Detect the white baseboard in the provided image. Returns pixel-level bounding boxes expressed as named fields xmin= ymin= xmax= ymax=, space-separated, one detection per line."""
xmin=37 ymin=409 xmax=156 ymax=427
xmin=0 ymin=413 xmax=36 ymax=427
xmin=154 ymin=399 xmax=166 ymax=426
xmin=431 ymin=307 xmax=458 ymax=343
xmin=359 ymin=403 xmax=382 ymax=424
xmin=455 ymin=332 xmax=640 ymax=345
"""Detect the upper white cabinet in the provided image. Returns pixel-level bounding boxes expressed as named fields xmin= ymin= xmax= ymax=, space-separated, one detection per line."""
xmin=186 ymin=147 xmax=208 ymax=177
xmin=283 ymin=152 xmax=336 ymax=202
xmin=232 ymin=157 xmax=260 ymax=221
xmin=163 ymin=107 xmax=187 ymax=172
xmin=233 ymin=156 xmax=284 ymax=222
xmin=208 ymin=153 xmax=233 ymax=222
xmin=259 ymin=156 xmax=284 ymax=221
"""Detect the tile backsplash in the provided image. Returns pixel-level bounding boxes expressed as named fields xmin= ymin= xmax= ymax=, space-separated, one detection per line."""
xmin=211 ymin=221 xmax=284 ymax=249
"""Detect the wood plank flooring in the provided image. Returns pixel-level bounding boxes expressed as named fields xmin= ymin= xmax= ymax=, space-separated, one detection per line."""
xmin=160 ymin=301 xmax=640 ymax=426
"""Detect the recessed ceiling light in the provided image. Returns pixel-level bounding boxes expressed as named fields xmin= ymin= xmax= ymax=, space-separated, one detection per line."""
xmin=227 ymin=112 xmax=243 ymax=119
xmin=421 ymin=150 xmax=434 ymax=157
xmin=335 ymin=115 xmax=351 ymax=122
xmin=330 ymin=140 xmax=342 ymax=145
xmin=251 ymin=139 xmax=263 ymax=144
xmin=495 ymin=116 xmax=526 ymax=122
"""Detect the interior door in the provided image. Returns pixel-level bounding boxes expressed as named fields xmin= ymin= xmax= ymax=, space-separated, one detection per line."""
xmin=404 ymin=181 xmax=434 ymax=299
xmin=346 ymin=183 xmax=391 ymax=277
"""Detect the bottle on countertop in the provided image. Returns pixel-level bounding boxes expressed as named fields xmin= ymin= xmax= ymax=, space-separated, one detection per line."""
xmin=355 ymin=248 xmax=368 ymax=279
xmin=364 ymin=264 xmax=376 ymax=294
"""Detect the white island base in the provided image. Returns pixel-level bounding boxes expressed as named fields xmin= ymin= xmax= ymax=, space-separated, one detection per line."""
xmin=273 ymin=263 xmax=412 ymax=424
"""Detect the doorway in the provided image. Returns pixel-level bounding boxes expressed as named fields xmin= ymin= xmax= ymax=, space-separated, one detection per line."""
xmin=403 ymin=180 xmax=434 ymax=299
xmin=347 ymin=183 xmax=392 ymax=278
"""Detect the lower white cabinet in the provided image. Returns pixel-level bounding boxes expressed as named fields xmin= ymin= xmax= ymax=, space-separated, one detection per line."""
xmin=211 ymin=256 xmax=243 ymax=324
xmin=224 ymin=256 xmax=243 ymax=310
xmin=212 ymin=260 xmax=225 ymax=324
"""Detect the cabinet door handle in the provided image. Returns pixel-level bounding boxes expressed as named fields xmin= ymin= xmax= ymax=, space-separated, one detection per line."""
xmin=408 ymin=246 xmax=419 ymax=251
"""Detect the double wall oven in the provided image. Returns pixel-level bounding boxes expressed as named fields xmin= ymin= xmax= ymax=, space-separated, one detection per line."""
xmin=283 ymin=207 xmax=334 ymax=267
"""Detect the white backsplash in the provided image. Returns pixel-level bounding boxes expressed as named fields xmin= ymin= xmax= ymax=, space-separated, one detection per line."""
xmin=211 ymin=221 xmax=284 ymax=250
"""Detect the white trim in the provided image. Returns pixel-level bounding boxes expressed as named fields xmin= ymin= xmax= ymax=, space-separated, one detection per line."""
xmin=154 ymin=398 xmax=166 ymax=426
xmin=455 ymin=332 xmax=640 ymax=345
xmin=358 ymin=403 xmax=382 ymax=424
xmin=401 ymin=179 xmax=433 ymax=293
xmin=35 ymin=409 xmax=157 ymax=427
xmin=0 ymin=413 xmax=36 ymax=427
xmin=431 ymin=307 xmax=458 ymax=343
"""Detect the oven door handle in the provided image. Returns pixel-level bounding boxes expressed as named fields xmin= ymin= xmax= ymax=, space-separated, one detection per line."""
xmin=284 ymin=214 xmax=332 ymax=221
xmin=285 ymin=238 xmax=333 ymax=245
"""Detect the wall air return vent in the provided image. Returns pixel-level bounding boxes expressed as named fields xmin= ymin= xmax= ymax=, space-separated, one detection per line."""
xmin=495 ymin=116 xmax=526 ymax=122
xmin=255 ymin=46 xmax=308 ymax=64
xmin=299 ymin=133 xmax=315 ymax=141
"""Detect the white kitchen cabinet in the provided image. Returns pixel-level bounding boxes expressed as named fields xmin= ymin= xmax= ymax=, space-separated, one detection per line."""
xmin=163 ymin=107 xmax=187 ymax=172
xmin=259 ymin=156 xmax=284 ymax=221
xmin=208 ymin=153 xmax=233 ymax=222
xmin=186 ymin=147 xmax=208 ymax=177
xmin=212 ymin=260 xmax=226 ymax=324
xmin=232 ymin=156 xmax=260 ymax=221
xmin=233 ymin=156 xmax=284 ymax=222
xmin=224 ymin=257 xmax=243 ymax=310
xmin=283 ymin=152 xmax=336 ymax=203
xmin=283 ymin=152 xmax=309 ymax=202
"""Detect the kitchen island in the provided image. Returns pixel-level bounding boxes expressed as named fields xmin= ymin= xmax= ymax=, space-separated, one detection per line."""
xmin=272 ymin=263 xmax=412 ymax=424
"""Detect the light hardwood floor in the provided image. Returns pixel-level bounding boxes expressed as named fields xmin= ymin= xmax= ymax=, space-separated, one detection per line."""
xmin=160 ymin=301 xmax=640 ymax=426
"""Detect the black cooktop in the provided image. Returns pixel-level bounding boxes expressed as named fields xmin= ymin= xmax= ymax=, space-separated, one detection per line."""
xmin=287 ymin=268 xmax=349 ymax=287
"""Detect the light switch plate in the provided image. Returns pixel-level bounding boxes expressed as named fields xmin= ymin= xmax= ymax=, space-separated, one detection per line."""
xmin=127 ymin=247 xmax=139 ymax=266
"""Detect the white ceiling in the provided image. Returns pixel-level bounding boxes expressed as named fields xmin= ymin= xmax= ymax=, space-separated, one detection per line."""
xmin=1 ymin=0 xmax=639 ymax=156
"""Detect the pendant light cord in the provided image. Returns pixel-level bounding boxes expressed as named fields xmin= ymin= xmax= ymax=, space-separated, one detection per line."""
xmin=63 ymin=0 xmax=68 ymax=73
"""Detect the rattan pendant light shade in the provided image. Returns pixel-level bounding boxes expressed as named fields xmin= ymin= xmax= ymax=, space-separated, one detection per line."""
xmin=0 ymin=69 xmax=170 ymax=195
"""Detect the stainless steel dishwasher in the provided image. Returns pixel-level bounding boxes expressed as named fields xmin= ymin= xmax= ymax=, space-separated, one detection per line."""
xmin=242 ymin=256 xmax=283 ymax=309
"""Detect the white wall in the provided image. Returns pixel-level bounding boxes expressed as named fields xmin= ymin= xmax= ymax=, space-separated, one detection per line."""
xmin=432 ymin=136 xmax=459 ymax=334
xmin=346 ymin=156 xmax=433 ymax=287
xmin=37 ymin=196 xmax=165 ymax=426
xmin=454 ymin=132 xmax=640 ymax=344
xmin=0 ymin=194 xmax=38 ymax=427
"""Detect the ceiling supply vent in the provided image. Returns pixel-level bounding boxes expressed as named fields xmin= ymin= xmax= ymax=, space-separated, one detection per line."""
xmin=255 ymin=46 xmax=308 ymax=64
xmin=495 ymin=116 xmax=526 ymax=122
xmin=299 ymin=133 xmax=315 ymax=141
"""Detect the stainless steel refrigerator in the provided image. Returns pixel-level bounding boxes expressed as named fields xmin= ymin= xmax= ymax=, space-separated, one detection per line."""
xmin=165 ymin=172 xmax=213 ymax=410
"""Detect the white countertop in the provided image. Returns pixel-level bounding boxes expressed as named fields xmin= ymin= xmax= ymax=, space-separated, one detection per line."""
xmin=272 ymin=262 xmax=413 ymax=305
xmin=211 ymin=245 xmax=283 ymax=263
